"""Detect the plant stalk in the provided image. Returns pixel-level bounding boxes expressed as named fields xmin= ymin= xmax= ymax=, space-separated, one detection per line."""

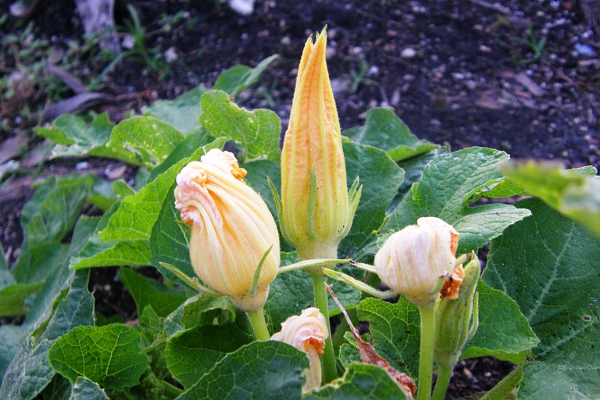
xmin=417 ymin=303 xmax=436 ymax=400
xmin=310 ymin=269 xmax=338 ymax=383
xmin=431 ymin=365 xmax=453 ymax=400
xmin=161 ymin=379 xmax=183 ymax=398
xmin=247 ymin=307 xmax=271 ymax=341
xmin=480 ymin=364 xmax=524 ymax=400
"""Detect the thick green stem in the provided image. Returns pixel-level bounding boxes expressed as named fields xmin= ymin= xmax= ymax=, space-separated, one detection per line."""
xmin=310 ymin=270 xmax=338 ymax=384
xmin=247 ymin=307 xmax=270 ymax=341
xmin=161 ymin=379 xmax=183 ymax=398
xmin=431 ymin=365 xmax=453 ymax=400
xmin=480 ymin=365 xmax=524 ymax=400
xmin=417 ymin=303 xmax=436 ymax=400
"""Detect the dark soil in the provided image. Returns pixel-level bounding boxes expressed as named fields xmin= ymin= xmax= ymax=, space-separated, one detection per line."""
xmin=1 ymin=0 xmax=599 ymax=398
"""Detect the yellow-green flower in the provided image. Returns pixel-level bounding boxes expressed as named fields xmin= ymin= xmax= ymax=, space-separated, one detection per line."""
xmin=174 ymin=149 xmax=280 ymax=312
xmin=280 ymin=29 xmax=361 ymax=260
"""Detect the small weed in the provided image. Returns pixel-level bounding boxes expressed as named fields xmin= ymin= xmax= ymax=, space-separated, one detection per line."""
xmin=512 ymin=23 xmax=547 ymax=63
xmin=350 ymin=56 xmax=378 ymax=93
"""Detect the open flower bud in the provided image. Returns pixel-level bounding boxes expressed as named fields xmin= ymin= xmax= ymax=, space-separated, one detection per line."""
xmin=280 ymin=29 xmax=361 ymax=260
xmin=374 ymin=217 xmax=459 ymax=306
xmin=434 ymin=258 xmax=480 ymax=369
xmin=271 ymin=307 xmax=329 ymax=392
xmin=174 ymin=149 xmax=280 ymax=312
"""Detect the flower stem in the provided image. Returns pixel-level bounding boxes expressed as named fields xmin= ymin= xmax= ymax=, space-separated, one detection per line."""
xmin=417 ymin=303 xmax=436 ymax=400
xmin=480 ymin=365 xmax=524 ymax=400
xmin=431 ymin=365 xmax=453 ymax=400
xmin=310 ymin=270 xmax=338 ymax=383
xmin=247 ymin=307 xmax=270 ymax=341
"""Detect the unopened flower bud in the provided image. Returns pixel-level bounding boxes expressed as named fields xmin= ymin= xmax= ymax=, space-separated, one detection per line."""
xmin=174 ymin=149 xmax=280 ymax=312
xmin=271 ymin=307 xmax=328 ymax=392
xmin=374 ymin=217 xmax=459 ymax=306
xmin=433 ymin=258 xmax=480 ymax=369
xmin=280 ymin=29 xmax=361 ymax=260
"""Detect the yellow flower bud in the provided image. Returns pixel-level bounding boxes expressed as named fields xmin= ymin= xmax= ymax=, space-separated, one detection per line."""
xmin=280 ymin=29 xmax=361 ymax=260
xmin=374 ymin=217 xmax=459 ymax=306
xmin=271 ymin=307 xmax=329 ymax=392
xmin=174 ymin=149 xmax=280 ymax=312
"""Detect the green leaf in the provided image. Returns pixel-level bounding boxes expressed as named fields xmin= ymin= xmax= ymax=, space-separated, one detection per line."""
xmin=69 ymin=210 xmax=151 ymax=270
xmin=166 ymin=323 xmax=253 ymax=389
xmin=11 ymin=243 xmax=69 ymax=283
xmin=199 ymin=90 xmax=280 ymax=162
xmin=501 ymin=160 xmax=600 ymax=239
xmin=304 ymin=363 xmax=409 ymax=399
xmin=385 ymin=147 xmax=531 ymax=253
xmin=34 ymin=113 xmax=114 ymax=158
xmin=0 ymin=270 xmax=94 ymax=400
xmin=214 ymin=55 xmax=279 ymax=98
xmin=119 ymin=267 xmax=186 ymax=318
xmin=177 ymin=341 xmax=308 ymax=400
xmin=483 ymin=199 xmax=600 ymax=399
xmin=394 ymin=147 xmax=450 ymax=207
xmin=462 ymin=282 xmax=538 ymax=364
xmin=100 ymin=141 xmax=222 ymax=242
xmin=343 ymin=108 xmax=438 ymax=162
xmin=180 ymin=296 xmax=239 ymax=328
xmin=48 ymin=324 xmax=148 ymax=391
xmin=106 ymin=116 xmax=184 ymax=168
xmin=20 ymin=174 xmax=96 ymax=248
xmin=340 ymin=141 xmax=404 ymax=261
xmin=40 ymin=374 xmax=72 ymax=400
xmin=71 ymin=377 xmax=109 ymax=400
xmin=0 ymin=325 xmax=21 ymax=381
xmin=142 ymin=87 xmax=206 ymax=134
xmin=0 ymin=281 xmax=43 ymax=317
xmin=150 ymin=188 xmax=194 ymax=285
xmin=21 ymin=217 xmax=97 ymax=333
xmin=356 ymin=297 xmax=421 ymax=378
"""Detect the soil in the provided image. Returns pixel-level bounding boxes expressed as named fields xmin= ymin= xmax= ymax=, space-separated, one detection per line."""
xmin=1 ymin=0 xmax=599 ymax=398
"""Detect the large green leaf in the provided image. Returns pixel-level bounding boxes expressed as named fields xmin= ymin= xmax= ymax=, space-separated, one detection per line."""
xmin=142 ymin=87 xmax=206 ymax=134
xmin=304 ymin=363 xmax=409 ymax=399
xmin=71 ymin=377 xmax=109 ymax=400
xmin=462 ymin=282 xmax=538 ymax=364
xmin=12 ymin=244 xmax=69 ymax=284
xmin=48 ymin=324 xmax=148 ymax=391
xmin=34 ymin=113 xmax=114 ymax=159
xmin=340 ymin=141 xmax=404 ymax=261
xmin=166 ymin=323 xmax=253 ymax=389
xmin=199 ymin=90 xmax=280 ymax=162
xmin=213 ymin=55 xmax=279 ymax=98
xmin=119 ymin=267 xmax=186 ymax=318
xmin=150 ymin=188 xmax=194 ymax=284
xmin=501 ymin=160 xmax=600 ymax=239
xmin=356 ymin=297 xmax=421 ymax=378
xmin=0 ymin=281 xmax=43 ymax=317
xmin=19 ymin=174 xmax=95 ymax=248
xmin=69 ymin=209 xmax=151 ymax=269
xmin=343 ymin=107 xmax=438 ymax=162
xmin=0 ymin=325 xmax=21 ymax=381
xmin=106 ymin=116 xmax=184 ymax=168
xmin=177 ymin=341 xmax=308 ymax=400
xmin=385 ymin=147 xmax=531 ymax=253
xmin=0 ymin=270 xmax=94 ymax=400
xmin=483 ymin=199 xmax=600 ymax=399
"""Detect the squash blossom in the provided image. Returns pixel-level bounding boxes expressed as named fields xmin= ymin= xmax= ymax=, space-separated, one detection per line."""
xmin=174 ymin=149 xmax=280 ymax=312
xmin=280 ymin=29 xmax=361 ymax=260
xmin=271 ymin=307 xmax=329 ymax=392
xmin=374 ymin=217 xmax=459 ymax=306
